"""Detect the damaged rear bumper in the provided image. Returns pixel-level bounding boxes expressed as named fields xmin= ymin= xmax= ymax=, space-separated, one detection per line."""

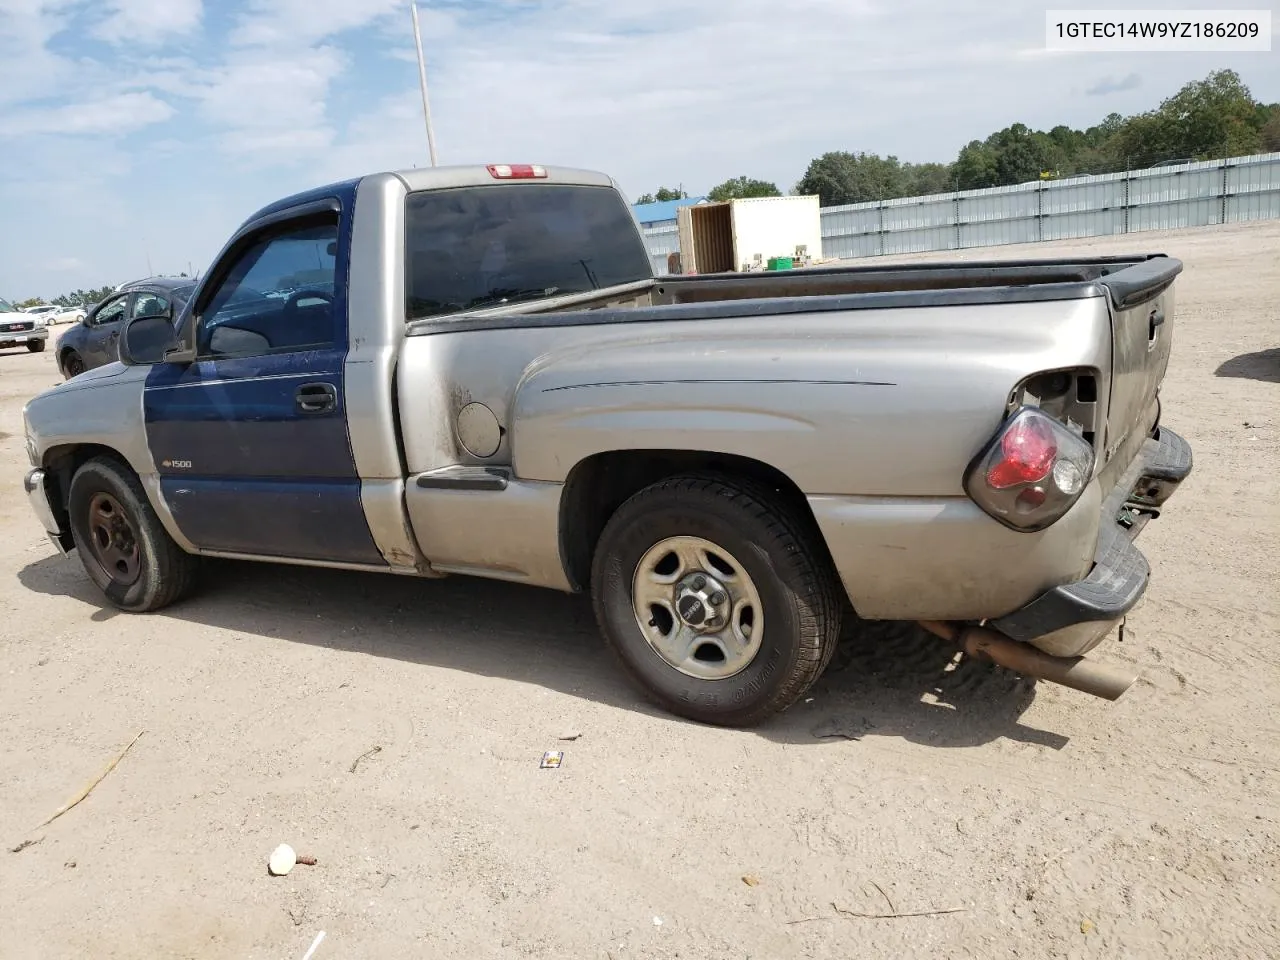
xmin=990 ymin=425 xmax=1193 ymax=657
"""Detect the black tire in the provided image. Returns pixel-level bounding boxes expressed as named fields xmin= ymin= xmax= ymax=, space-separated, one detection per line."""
xmin=591 ymin=474 xmax=843 ymax=727
xmin=27 ymin=339 xmax=46 ymax=353
xmin=62 ymin=351 xmax=85 ymax=378
xmin=67 ymin=455 xmax=200 ymax=612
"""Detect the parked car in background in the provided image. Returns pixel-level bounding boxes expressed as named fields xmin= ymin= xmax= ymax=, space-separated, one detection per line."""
xmin=23 ymin=305 xmax=60 ymax=327
xmin=56 ymin=277 xmax=194 ymax=378
xmin=53 ymin=305 xmax=87 ymax=324
xmin=0 ymin=297 xmax=49 ymax=353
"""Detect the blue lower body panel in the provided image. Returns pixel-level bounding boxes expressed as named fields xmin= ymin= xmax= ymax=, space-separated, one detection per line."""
xmin=160 ymin=477 xmax=384 ymax=565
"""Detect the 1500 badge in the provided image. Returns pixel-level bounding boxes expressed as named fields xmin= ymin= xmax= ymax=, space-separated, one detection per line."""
xmin=162 ymin=459 xmax=193 ymax=469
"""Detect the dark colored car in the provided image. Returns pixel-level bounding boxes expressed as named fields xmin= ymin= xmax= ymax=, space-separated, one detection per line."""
xmin=56 ymin=277 xmax=195 ymax=379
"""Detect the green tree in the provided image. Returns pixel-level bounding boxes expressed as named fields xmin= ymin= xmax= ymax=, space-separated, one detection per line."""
xmin=795 ymin=151 xmax=908 ymax=205
xmin=952 ymin=141 xmax=997 ymax=190
xmin=15 ymin=297 xmax=45 ymax=309
xmin=1262 ymin=112 xmax=1280 ymax=153
xmin=1161 ymin=68 xmax=1261 ymax=159
xmin=901 ymin=162 xmax=952 ymax=196
xmin=978 ymin=123 xmax=1060 ymax=185
xmin=1108 ymin=69 xmax=1261 ymax=166
xmin=707 ymin=176 xmax=781 ymax=202
xmin=635 ymin=186 xmax=687 ymax=204
xmin=1108 ymin=112 xmax=1176 ymax=168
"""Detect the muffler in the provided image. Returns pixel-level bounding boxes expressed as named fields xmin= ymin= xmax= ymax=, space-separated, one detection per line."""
xmin=917 ymin=621 xmax=1139 ymax=702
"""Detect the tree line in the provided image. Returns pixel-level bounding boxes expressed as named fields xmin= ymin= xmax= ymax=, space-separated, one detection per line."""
xmin=10 ymin=287 xmax=118 ymax=311
xmin=636 ymin=69 xmax=1280 ymax=209
xmin=8 ymin=274 xmax=193 ymax=313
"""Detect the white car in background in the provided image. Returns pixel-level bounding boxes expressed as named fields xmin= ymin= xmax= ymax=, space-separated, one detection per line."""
xmin=52 ymin=305 xmax=87 ymax=324
xmin=23 ymin=305 xmax=59 ymax=327
xmin=21 ymin=304 xmax=86 ymax=326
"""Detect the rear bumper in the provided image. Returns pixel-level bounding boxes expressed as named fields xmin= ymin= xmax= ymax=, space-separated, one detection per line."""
xmin=990 ymin=424 xmax=1193 ymax=656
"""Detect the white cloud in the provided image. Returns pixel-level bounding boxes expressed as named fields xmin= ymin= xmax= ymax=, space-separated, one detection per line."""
xmin=191 ymin=46 xmax=347 ymax=161
xmin=95 ymin=0 xmax=202 ymax=44
xmin=0 ymin=0 xmax=79 ymax=106
xmin=230 ymin=0 xmax=404 ymax=46
xmin=314 ymin=0 xmax=1021 ymax=193
xmin=189 ymin=0 xmax=414 ymax=166
xmin=4 ymin=91 xmax=175 ymax=136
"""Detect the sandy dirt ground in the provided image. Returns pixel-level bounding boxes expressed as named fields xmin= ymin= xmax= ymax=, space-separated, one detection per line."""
xmin=0 ymin=221 xmax=1277 ymax=960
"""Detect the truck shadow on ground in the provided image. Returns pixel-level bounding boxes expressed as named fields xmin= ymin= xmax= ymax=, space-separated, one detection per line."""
xmin=19 ymin=553 xmax=1067 ymax=752
xmin=1215 ymin=348 xmax=1280 ymax=384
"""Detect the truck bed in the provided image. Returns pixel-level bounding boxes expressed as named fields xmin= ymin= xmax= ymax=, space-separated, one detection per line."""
xmin=404 ymin=254 xmax=1182 ymax=336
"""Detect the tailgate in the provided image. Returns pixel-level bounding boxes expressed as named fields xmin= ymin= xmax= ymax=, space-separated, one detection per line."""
xmin=1098 ymin=257 xmax=1180 ymax=485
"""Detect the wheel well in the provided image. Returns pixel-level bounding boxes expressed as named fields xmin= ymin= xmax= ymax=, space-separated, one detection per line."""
xmin=42 ymin=443 xmax=131 ymax=526
xmin=559 ymin=449 xmax=827 ymax=593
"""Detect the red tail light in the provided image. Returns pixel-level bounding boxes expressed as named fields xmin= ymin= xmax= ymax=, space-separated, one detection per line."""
xmin=986 ymin=415 xmax=1057 ymax=489
xmin=964 ymin=406 xmax=1095 ymax=532
xmin=487 ymin=164 xmax=548 ymax=179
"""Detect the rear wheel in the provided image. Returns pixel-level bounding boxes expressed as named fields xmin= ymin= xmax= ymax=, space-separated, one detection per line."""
xmin=62 ymin=350 xmax=85 ymax=378
xmin=67 ymin=456 xmax=200 ymax=612
xmin=27 ymin=340 xmax=45 ymax=353
xmin=591 ymin=474 xmax=842 ymax=727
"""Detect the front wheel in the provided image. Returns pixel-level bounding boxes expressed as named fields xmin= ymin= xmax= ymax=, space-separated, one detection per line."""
xmin=62 ymin=350 xmax=85 ymax=378
xmin=67 ymin=456 xmax=200 ymax=612
xmin=591 ymin=475 xmax=843 ymax=727
xmin=27 ymin=339 xmax=45 ymax=353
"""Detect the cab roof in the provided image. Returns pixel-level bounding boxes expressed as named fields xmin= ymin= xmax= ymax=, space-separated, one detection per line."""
xmin=242 ymin=164 xmax=618 ymax=229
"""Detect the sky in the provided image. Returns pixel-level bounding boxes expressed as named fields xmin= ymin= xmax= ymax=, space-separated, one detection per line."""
xmin=1 ymin=0 xmax=1276 ymax=299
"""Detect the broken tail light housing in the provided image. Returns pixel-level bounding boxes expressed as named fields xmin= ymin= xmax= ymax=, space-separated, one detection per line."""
xmin=964 ymin=406 xmax=1095 ymax=532
xmin=486 ymin=164 xmax=548 ymax=179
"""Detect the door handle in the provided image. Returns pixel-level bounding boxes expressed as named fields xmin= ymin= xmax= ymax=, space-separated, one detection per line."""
xmin=295 ymin=382 xmax=337 ymax=414
xmin=1148 ymin=307 xmax=1165 ymax=343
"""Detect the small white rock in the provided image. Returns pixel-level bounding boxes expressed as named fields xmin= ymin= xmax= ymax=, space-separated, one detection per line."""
xmin=652 ymin=916 xmax=663 ymax=927
xmin=269 ymin=843 xmax=297 ymax=876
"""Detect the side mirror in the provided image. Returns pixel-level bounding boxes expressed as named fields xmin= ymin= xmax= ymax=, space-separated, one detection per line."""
xmin=118 ymin=314 xmax=180 ymax=366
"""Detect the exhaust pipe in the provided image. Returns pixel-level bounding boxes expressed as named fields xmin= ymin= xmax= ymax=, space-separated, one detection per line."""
xmin=918 ymin=621 xmax=1140 ymax=702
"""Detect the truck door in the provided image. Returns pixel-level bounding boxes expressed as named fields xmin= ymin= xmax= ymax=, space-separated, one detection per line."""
xmin=141 ymin=200 xmax=384 ymax=566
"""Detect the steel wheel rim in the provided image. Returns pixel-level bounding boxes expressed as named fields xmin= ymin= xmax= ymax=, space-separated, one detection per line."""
xmin=631 ymin=535 xmax=764 ymax=680
xmin=86 ymin=492 xmax=142 ymax=587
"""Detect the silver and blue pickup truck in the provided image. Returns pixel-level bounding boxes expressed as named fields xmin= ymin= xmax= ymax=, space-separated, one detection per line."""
xmin=21 ymin=163 xmax=1192 ymax=727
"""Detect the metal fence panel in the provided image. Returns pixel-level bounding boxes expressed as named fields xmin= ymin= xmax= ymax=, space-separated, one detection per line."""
xmin=884 ymin=225 xmax=956 ymax=255
xmin=642 ymin=152 xmax=1280 ymax=268
xmin=1043 ymin=207 xmax=1126 ymax=240
xmin=1128 ymin=197 xmax=1220 ymax=232
xmin=882 ymin=195 xmax=958 ymax=230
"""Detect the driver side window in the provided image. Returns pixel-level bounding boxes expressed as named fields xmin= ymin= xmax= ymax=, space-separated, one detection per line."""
xmin=197 ymin=218 xmax=339 ymax=360
xmin=91 ymin=295 xmax=129 ymax=327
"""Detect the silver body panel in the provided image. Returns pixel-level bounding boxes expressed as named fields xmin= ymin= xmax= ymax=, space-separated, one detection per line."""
xmin=21 ymin=362 xmax=200 ymax=553
xmin=403 ymin=478 xmax=571 ymax=591
xmin=393 ymin=296 xmax=1115 ymax=616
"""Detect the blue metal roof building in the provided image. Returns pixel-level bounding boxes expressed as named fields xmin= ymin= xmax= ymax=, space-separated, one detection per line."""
xmin=631 ymin=195 xmax=708 ymax=227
